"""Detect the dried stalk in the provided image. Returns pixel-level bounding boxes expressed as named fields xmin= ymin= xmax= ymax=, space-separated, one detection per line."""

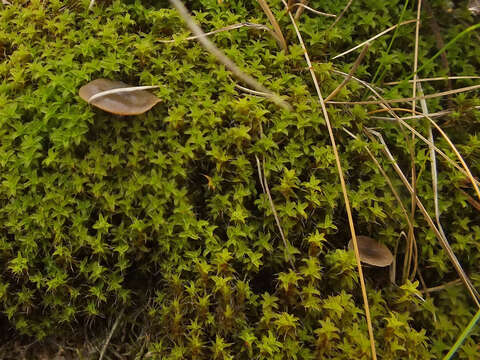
xmin=325 ymin=43 xmax=370 ymax=102
xmin=257 ymin=0 xmax=288 ymax=52
xmin=282 ymin=1 xmax=377 ymax=358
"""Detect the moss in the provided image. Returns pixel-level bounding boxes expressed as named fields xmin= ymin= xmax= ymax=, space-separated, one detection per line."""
xmin=0 ymin=0 xmax=479 ymax=358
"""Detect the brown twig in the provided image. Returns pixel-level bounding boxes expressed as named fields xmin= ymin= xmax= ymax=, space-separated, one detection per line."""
xmin=421 ymin=279 xmax=462 ymax=294
xmin=99 ymin=308 xmax=125 ymax=360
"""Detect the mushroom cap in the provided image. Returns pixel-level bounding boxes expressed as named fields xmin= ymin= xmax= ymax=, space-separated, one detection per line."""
xmin=79 ymin=78 xmax=161 ymax=116
xmin=348 ymin=235 xmax=393 ymax=267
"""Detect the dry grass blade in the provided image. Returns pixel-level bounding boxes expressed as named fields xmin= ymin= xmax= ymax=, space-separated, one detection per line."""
xmin=336 ymin=70 xmax=480 ymax=303
xmin=327 ymin=0 xmax=354 ymax=31
xmin=459 ymin=189 xmax=480 ymax=211
xmin=383 ymin=76 xmax=480 ymax=85
xmin=257 ymin=0 xmax=288 ymax=52
xmin=170 ymin=0 xmax=290 ymax=110
xmin=294 ymin=0 xmax=307 ymax=19
xmin=282 ymin=1 xmax=377 ymax=358
xmin=326 ymin=84 xmax=480 ymax=104
xmin=98 ymin=308 xmax=124 ymax=360
xmin=418 ymin=82 xmax=449 ymax=279
xmin=405 ymin=0 xmax=422 ymax=284
xmin=290 ymin=2 xmax=336 ymax=17
xmin=255 ymin=155 xmax=266 ymax=194
xmin=343 ymin=127 xmax=414 ymax=283
xmin=325 ymin=43 xmax=369 ymax=102
xmin=259 ymin=156 xmax=295 ymax=268
xmin=338 ymin=71 xmax=480 ymax=209
xmin=89 ymin=0 xmax=95 ymax=10
xmin=365 ymin=128 xmax=480 ymax=307
xmin=421 ymin=279 xmax=462 ymax=294
xmin=332 ymin=70 xmax=480 ymax=189
xmin=368 ymin=106 xmax=480 ymax=122
xmin=332 ymin=19 xmax=417 ymax=60
xmin=235 ymin=84 xmax=272 ymax=97
xmin=157 ymin=22 xmax=282 ymax=45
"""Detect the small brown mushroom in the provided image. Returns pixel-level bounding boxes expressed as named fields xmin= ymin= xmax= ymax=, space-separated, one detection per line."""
xmin=348 ymin=235 xmax=393 ymax=267
xmin=79 ymin=79 xmax=161 ymax=116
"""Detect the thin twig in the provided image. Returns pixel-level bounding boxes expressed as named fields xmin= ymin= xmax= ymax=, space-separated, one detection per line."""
xmin=420 ymin=279 xmax=462 ymax=294
xmin=332 ymin=19 xmax=417 ymax=60
xmin=325 ymin=43 xmax=369 ymax=102
xmin=290 ymin=2 xmax=336 ymax=17
xmin=169 ymin=0 xmax=290 ymax=110
xmin=99 ymin=308 xmax=125 ymax=360
xmin=327 ymin=0 xmax=354 ymax=31
xmin=459 ymin=189 xmax=480 ymax=212
xmin=282 ymin=1 xmax=377 ymax=358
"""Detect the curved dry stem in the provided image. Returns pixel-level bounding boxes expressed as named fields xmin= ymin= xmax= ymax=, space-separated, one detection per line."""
xmin=282 ymin=1 xmax=377 ymax=358
xmin=290 ymin=2 xmax=336 ymax=17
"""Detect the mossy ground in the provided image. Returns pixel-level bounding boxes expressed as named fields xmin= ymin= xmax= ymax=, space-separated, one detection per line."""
xmin=0 ymin=0 xmax=479 ymax=358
